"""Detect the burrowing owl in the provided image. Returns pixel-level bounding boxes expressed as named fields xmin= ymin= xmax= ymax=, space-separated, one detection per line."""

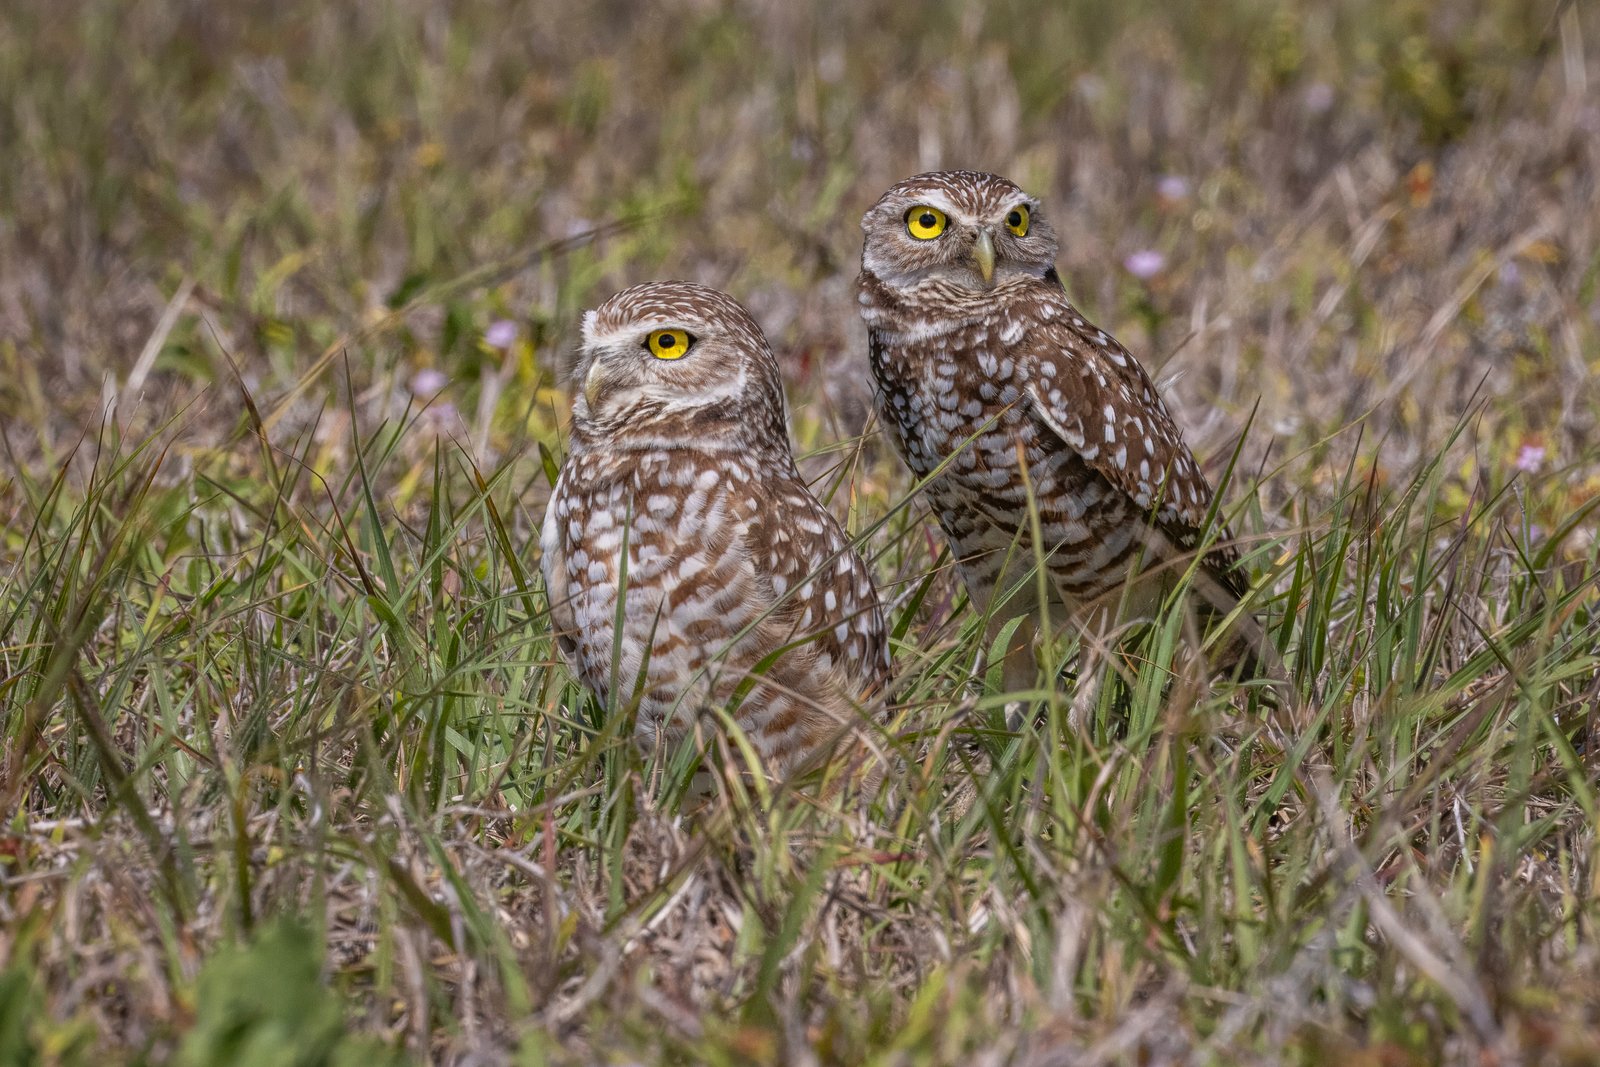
xmin=857 ymin=170 xmax=1254 ymax=698
xmin=541 ymin=281 xmax=890 ymax=781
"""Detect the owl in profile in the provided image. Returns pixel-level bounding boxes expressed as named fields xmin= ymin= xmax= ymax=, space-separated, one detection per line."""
xmin=541 ymin=281 xmax=890 ymax=782
xmin=857 ymin=170 xmax=1257 ymax=702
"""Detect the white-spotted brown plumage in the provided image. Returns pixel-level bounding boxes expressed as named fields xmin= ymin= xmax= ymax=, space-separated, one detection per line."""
xmin=857 ymin=171 xmax=1251 ymax=690
xmin=541 ymin=281 xmax=890 ymax=779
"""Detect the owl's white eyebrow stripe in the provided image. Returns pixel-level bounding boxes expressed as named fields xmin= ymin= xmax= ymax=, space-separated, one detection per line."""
xmin=586 ymin=322 xmax=703 ymax=351
xmin=902 ymin=193 xmax=961 ymax=216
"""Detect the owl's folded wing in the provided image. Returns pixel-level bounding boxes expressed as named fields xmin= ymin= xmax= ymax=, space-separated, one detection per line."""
xmin=1021 ymin=304 xmax=1245 ymax=593
xmin=742 ymin=483 xmax=891 ymax=697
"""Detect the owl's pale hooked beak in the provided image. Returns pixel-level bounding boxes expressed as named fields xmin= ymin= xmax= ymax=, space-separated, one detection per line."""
xmin=972 ymin=230 xmax=996 ymax=286
xmin=582 ymin=359 xmax=605 ymax=410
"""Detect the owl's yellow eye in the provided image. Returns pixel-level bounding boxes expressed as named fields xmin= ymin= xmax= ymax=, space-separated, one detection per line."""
xmin=644 ymin=329 xmax=694 ymax=360
xmin=1005 ymin=204 xmax=1031 ymax=237
xmin=905 ymin=206 xmax=948 ymax=240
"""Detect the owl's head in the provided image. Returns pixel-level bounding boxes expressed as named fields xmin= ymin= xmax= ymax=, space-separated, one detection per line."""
xmin=572 ymin=281 xmax=788 ymax=445
xmin=859 ymin=170 xmax=1057 ymax=291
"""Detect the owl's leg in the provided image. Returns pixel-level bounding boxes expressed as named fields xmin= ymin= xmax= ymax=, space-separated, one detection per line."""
xmin=1065 ymin=598 xmax=1121 ymax=734
xmin=959 ymin=608 xmax=1038 ymax=730
xmin=1066 ymin=643 xmax=1103 ymax=734
xmin=989 ymin=610 xmax=1039 ymax=732
xmin=996 ymin=612 xmax=1040 ymax=687
xmin=1065 ymin=569 xmax=1182 ymax=732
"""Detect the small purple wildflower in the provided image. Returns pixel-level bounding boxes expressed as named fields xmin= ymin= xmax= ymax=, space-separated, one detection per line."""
xmin=1304 ymin=82 xmax=1335 ymax=114
xmin=1124 ymin=249 xmax=1166 ymax=280
xmin=1514 ymin=443 xmax=1546 ymax=473
xmin=1157 ymin=175 xmax=1191 ymax=201
xmin=409 ymin=368 xmax=447 ymax=398
xmin=484 ymin=319 xmax=519 ymax=350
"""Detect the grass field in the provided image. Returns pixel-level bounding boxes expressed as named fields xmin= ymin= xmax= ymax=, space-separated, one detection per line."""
xmin=4 ymin=0 xmax=1600 ymax=1062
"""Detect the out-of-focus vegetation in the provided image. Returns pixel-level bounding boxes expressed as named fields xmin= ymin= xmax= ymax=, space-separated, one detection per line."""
xmin=3 ymin=0 xmax=1599 ymax=1062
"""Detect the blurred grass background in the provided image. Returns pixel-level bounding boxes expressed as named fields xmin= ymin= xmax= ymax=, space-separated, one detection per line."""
xmin=5 ymin=0 xmax=1594 ymax=477
xmin=3 ymin=0 xmax=1600 ymax=1063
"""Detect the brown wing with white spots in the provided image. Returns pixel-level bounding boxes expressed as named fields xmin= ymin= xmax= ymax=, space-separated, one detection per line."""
xmin=743 ymin=479 xmax=891 ymax=700
xmin=1019 ymin=289 xmax=1247 ymax=593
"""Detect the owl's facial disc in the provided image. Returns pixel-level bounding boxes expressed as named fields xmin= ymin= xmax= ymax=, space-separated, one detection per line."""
xmin=577 ymin=317 xmax=743 ymax=425
xmin=583 ymin=327 xmax=698 ymax=408
xmin=905 ymin=206 xmax=997 ymax=285
xmin=862 ymin=173 xmax=1057 ymax=293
